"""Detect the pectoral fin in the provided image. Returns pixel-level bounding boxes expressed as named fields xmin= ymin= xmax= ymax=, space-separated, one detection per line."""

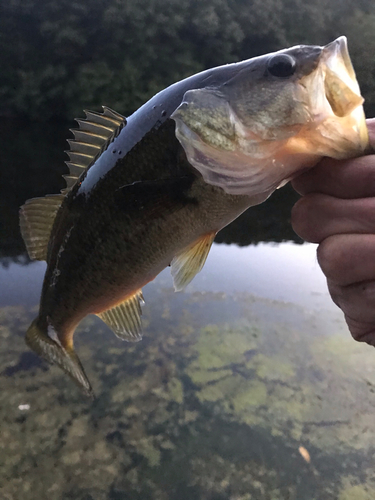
xmin=97 ymin=290 xmax=144 ymax=342
xmin=171 ymin=232 xmax=216 ymax=292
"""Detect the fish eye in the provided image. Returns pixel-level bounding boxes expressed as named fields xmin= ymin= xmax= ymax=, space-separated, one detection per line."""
xmin=267 ymin=54 xmax=296 ymax=78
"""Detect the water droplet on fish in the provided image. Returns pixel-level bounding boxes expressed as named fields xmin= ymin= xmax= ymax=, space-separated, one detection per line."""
xmin=161 ymin=110 xmax=167 ymax=117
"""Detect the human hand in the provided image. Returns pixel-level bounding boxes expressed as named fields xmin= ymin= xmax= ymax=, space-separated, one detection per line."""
xmin=291 ymin=119 xmax=375 ymax=345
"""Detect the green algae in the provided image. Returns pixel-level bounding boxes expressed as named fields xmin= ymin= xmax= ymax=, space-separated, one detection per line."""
xmin=180 ymin=304 xmax=375 ymax=465
xmin=135 ymin=437 xmax=162 ymax=467
xmin=187 ymin=324 xmax=258 ymax=371
xmin=231 ymin=380 xmax=268 ymax=411
xmin=2 ymin=285 xmax=375 ymax=499
xmin=196 ymin=374 xmax=244 ymax=403
xmin=165 ymin=377 xmax=184 ymax=403
xmin=188 ymin=367 xmax=232 ymax=385
xmin=310 ymin=334 xmax=375 ymax=384
xmin=338 ymin=482 xmax=375 ymax=500
xmin=249 ymin=353 xmax=295 ymax=381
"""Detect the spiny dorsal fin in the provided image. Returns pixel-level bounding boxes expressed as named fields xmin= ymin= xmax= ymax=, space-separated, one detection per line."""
xmin=63 ymin=106 xmax=126 ymax=194
xmin=97 ymin=290 xmax=144 ymax=342
xmin=171 ymin=232 xmax=216 ymax=292
xmin=19 ymin=194 xmax=65 ymax=261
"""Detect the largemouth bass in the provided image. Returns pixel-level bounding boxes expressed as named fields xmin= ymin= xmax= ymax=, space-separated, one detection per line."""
xmin=20 ymin=37 xmax=368 ymax=396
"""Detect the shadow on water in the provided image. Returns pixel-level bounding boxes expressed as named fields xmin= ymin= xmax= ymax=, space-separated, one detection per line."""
xmin=2 ymin=118 xmax=375 ymax=500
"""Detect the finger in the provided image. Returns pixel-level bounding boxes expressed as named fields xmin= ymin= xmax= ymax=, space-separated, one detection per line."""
xmin=367 ymin=117 xmax=375 ymax=147
xmin=317 ymin=234 xmax=375 ymax=286
xmin=291 ymin=155 xmax=375 ymax=198
xmin=291 ymin=118 xmax=375 ymax=198
xmin=291 ymin=194 xmax=375 ymax=243
xmin=327 ymin=279 xmax=375 ymax=345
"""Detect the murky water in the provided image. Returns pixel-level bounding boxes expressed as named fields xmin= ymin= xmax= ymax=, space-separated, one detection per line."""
xmin=1 ymin=120 xmax=375 ymax=500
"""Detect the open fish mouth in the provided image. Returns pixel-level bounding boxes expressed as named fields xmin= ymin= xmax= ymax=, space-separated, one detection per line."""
xmin=300 ymin=36 xmax=369 ymax=160
xmin=322 ymin=36 xmax=364 ymax=118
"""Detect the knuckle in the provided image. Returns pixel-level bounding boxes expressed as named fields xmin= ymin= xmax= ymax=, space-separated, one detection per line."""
xmin=291 ymin=195 xmax=322 ymax=242
xmin=326 ymin=280 xmax=343 ymax=308
xmin=291 ymin=196 xmax=311 ymax=241
xmin=346 ymin=315 xmax=375 ymax=345
xmin=347 ymin=320 xmax=368 ymax=342
xmin=317 ymin=237 xmax=346 ymax=282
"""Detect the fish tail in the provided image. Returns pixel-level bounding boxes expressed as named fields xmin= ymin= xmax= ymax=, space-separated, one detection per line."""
xmin=25 ymin=318 xmax=94 ymax=398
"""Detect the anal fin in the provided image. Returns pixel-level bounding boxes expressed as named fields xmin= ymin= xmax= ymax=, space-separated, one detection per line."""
xmin=171 ymin=232 xmax=216 ymax=292
xmin=97 ymin=290 xmax=144 ymax=342
xmin=19 ymin=194 xmax=64 ymax=261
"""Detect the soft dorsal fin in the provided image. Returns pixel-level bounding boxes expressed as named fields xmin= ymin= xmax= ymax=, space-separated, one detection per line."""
xmin=63 ymin=106 xmax=126 ymax=193
xmin=19 ymin=194 xmax=65 ymax=261
xmin=19 ymin=107 xmax=126 ymax=260
xmin=97 ymin=289 xmax=144 ymax=342
xmin=171 ymin=232 xmax=216 ymax=292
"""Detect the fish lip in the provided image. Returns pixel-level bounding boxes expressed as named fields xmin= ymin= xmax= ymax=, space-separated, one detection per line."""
xmin=322 ymin=36 xmax=356 ymax=80
xmin=321 ymin=36 xmax=364 ymax=118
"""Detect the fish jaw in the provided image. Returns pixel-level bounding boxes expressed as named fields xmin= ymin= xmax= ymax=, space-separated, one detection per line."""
xmin=323 ymin=36 xmax=369 ymax=155
xmin=172 ymin=37 xmax=368 ymax=196
xmin=294 ymin=36 xmax=369 ymax=160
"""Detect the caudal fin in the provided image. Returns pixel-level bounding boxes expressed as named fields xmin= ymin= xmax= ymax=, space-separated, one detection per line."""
xmin=25 ymin=318 xmax=94 ymax=398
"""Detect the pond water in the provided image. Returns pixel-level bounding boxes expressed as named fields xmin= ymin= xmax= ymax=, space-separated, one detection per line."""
xmin=1 ymin=120 xmax=375 ymax=500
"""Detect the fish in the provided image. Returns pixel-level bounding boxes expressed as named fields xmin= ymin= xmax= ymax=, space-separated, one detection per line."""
xmin=20 ymin=37 xmax=368 ymax=396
